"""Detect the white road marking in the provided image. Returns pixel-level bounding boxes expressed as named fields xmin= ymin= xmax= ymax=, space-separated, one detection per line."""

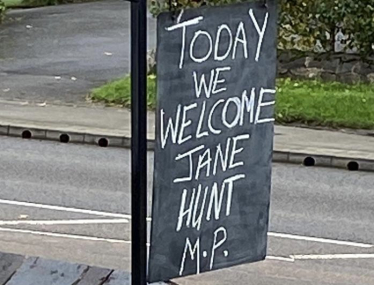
xmin=292 ymin=254 xmax=374 ymax=260
xmin=266 ymin=256 xmax=295 ymax=262
xmin=268 ymin=232 xmax=373 ymax=248
xmin=0 ymin=219 xmax=129 ymax=226
xmin=0 ymin=225 xmax=372 ymax=263
xmin=0 ymin=227 xmax=152 ymax=246
xmin=0 ymin=199 xmax=151 ymax=222
xmin=0 ymin=227 xmax=131 ymax=244
xmin=1 ymin=199 xmax=372 ymax=249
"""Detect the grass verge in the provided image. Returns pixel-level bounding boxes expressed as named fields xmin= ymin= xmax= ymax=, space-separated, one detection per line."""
xmin=276 ymin=78 xmax=374 ymax=129
xmin=3 ymin=0 xmax=23 ymax=7
xmin=91 ymin=76 xmax=374 ymax=130
xmin=91 ymin=75 xmax=157 ymax=109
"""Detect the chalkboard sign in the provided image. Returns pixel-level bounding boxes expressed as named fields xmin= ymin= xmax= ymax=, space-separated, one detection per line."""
xmin=149 ymin=1 xmax=277 ymax=282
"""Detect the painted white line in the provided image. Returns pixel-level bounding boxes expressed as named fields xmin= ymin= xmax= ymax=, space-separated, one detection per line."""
xmin=292 ymin=254 xmax=374 ymax=260
xmin=266 ymin=256 xmax=295 ymax=262
xmin=0 ymin=219 xmax=129 ymax=226
xmin=0 ymin=227 xmax=151 ymax=246
xmin=2 ymin=223 xmax=370 ymax=263
xmin=0 ymin=199 xmax=129 ymax=218
xmin=268 ymin=232 xmax=373 ymax=248
xmin=0 ymin=227 xmax=130 ymax=244
xmin=0 ymin=199 xmax=151 ymax=222
xmin=1 ymin=199 xmax=372 ymax=249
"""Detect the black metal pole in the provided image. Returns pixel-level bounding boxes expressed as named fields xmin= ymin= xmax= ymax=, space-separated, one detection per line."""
xmin=131 ymin=0 xmax=147 ymax=283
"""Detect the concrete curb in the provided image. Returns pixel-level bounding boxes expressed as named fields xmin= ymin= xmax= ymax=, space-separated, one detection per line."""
xmin=1 ymin=124 xmax=373 ymax=172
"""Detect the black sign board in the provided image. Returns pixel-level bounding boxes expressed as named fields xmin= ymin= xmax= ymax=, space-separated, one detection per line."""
xmin=149 ymin=1 xmax=277 ymax=282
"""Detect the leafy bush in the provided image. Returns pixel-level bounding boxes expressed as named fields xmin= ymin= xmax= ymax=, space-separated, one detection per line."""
xmin=280 ymin=0 xmax=374 ymax=57
xmin=150 ymin=0 xmax=374 ymax=59
xmin=0 ymin=0 xmax=6 ymax=24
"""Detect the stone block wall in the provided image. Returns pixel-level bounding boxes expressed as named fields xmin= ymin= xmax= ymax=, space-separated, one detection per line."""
xmin=278 ymin=52 xmax=374 ymax=84
xmin=148 ymin=49 xmax=374 ymax=83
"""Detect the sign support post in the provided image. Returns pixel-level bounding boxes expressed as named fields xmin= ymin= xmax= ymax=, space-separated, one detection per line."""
xmin=130 ymin=0 xmax=147 ymax=283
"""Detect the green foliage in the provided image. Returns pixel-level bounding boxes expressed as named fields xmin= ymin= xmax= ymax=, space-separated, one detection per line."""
xmin=150 ymin=0 xmax=246 ymax=16
xmin=150 ymin=0 xmax=374 ymax=59
xmin=0 ymin=0 xmax=6 ymax=23
xmin=280 ymin=0 xmax=374 ymax=57
xmin=4 ymin=0 xmax=28 ymax=7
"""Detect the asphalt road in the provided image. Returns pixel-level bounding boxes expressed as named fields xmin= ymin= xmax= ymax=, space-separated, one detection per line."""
xmin=0 ymin=136 xmax=374 ymax=284
xmin=0 ymin=0 xmax=156 ymax=104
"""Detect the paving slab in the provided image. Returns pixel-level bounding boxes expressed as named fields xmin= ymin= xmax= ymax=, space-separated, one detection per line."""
xmin=0 ymin=101 xmax=134 ymax=137
xmin=0 ymin=252 xmax=168 ymax=285
xmin=75 ymin=267 xmax=113 ymax=285
xmin=6 ymin=257 xmax=88 ymax=285
xmin=103 ymin=270 xmax=130 ymax=285
xmin=0 ymin=253 xmax=24 ymax=284
xmin=274 ymin=125 xmax=374 ymax=161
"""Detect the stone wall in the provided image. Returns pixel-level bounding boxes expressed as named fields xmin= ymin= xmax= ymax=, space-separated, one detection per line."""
xmin=278 ymin=52 xmax=374 ymax=84
xmin=148 ymin=49 xmax=374 ymax=83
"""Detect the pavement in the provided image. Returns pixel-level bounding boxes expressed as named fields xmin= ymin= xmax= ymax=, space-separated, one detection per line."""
xmin=0 ymin=100 xmax=374 ymax=171
xmin=0 ymin=0 xmax=156 ymax=104
xmin=0 ymin=252 xmax=138 ymax=285
xmin=1 ymin=136 xmax=374 ymax=284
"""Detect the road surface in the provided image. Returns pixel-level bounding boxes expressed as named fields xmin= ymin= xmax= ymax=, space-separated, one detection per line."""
xmin=0 ymin=136 xmax=374 ymax=284
xmin=0 ymin=0 xmax=156 ymax=104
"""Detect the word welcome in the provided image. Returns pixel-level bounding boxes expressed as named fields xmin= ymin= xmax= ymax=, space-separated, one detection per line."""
xmin=161 ymin=87 xmax=275 ymax=149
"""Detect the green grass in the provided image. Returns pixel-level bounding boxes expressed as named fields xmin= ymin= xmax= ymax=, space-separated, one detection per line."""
xmin=91 ymin=75 xmax=157 ymax=109
xmin=276 ymin=78 xmax=374 ymax=129
xmin=91 ymin=76 xmax=374 ymax=130
xmin=3 ymin=0 xmax=23 ymax=7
